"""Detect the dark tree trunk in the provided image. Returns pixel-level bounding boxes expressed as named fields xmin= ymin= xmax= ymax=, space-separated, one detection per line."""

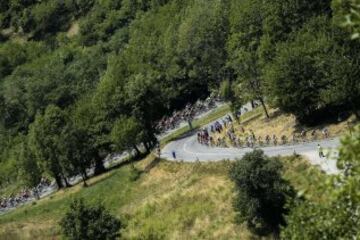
xmin=143 ymin=142 xmax=150 ymax=153
xmin=151 ymin=139 xmax=157 ymax=148
xmin=251 ymin=100 xmax=255 ymax=109
xmin=273 ymin=228 xmax=280 ymax=240
xmin=188 ymin=120 xmax=193 ymax=130
xmin=350 ymin=100 xmax=360 ymax=120
xmin=230 ymin=103 xmax=240 ymax=123
xmin=259 ymin=97 xmax=270 ymax=118
xmin=133 ymin=145 xmax=141 ymax=156
xmin=147 ymin=131 xmax=157 ymax=147
xmin=94 ymin=154 xmax=106 ymax=175
xmin=55 ymin=175 xmax=64 ymax=189
xmin=81 ymin=173 xmax=88 ymax=187
xmin=62 ymin=174 xmax=71 ymax=188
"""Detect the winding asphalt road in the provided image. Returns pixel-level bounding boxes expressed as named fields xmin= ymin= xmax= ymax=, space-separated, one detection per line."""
xmin=161 ymin=120 xmax=340 ymax=175
xmin=0 ymin=104 xmax=340 ymax=215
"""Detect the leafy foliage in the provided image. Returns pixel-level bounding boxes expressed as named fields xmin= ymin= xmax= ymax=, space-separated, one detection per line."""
xmin=229 ymin=150 xmax=295 ymax=236
xmin=0 ymin=0 xmax=359 ymax=205
xmin=27 ymin=105 xmax=93 ymax=188
xmin=219 ymin=80 xmax=243 ymax=116
xmin=60 ymin=198 xmax=122 ymax=240
xmin=338 ymin=124 xmax=360 ymax=174
xmin=17 ymin=137 xmax=42 ymax=188
xmin=282 ymin=125 xmax=360 ymax=239
xmin=111 ymin=116 xmax=144 ymax=154
xmin=28 ymin=105 xmax=70 ymax=188
xmin=332 ymin=0 xmax=360 ymax=39
xmin=265 ymin=16 xmax=360 ymax=123
xmin=227 ymin=0 xmax=267 ymax=116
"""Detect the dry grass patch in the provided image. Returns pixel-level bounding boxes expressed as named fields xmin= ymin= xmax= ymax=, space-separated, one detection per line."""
xmin=121 ymin=160 xmax=259 ymax=240
xmin=0 ymin=220 xmax=59 ymax=240
xmin=214 ymin=108 xmax=357 ymax=147
xmin=240 ymin=108 xmax=355 ymax=139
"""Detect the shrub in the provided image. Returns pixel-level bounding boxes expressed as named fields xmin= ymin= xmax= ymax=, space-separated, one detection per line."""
xmin=229 ymin=150 xmax=295 ymax=236
xmin=60 ymin=198 xmax=122 ymax=240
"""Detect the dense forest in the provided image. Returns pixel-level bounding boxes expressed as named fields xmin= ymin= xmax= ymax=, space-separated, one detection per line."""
xmin=0 ymin=0 xmax=359 ymax=216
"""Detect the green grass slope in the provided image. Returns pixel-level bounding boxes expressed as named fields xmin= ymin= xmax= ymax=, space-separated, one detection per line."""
xmin=0 ymin=154 xmax=329 ymax=240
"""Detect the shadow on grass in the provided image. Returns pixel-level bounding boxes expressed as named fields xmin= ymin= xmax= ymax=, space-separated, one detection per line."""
xmin=86 ymin=171 xmax=116 ymax=188
xmin=85 ymin=152 xmax=150 ymax=188
xmin=292 ymin=111 xmax=355 ymax=134
xmin=268 ymin=109 xmax=283 ymax=119
xmin=106 ymin=152 xmax=148 ymax=172
xmin=143 ymin=157 xmax=162 ymax=173
xmin=242 ymin=111 xmax=263 ymax=124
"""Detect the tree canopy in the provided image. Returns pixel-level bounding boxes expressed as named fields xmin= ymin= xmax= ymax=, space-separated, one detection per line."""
xmin=0 ymin=0 xmax=359 ymax=210
xmin=229 ymin=150 xmax=295 ymax=236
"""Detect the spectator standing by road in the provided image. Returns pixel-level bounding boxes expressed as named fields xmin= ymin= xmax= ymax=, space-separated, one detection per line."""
xmin=318 ymin=144 xmax=325 ymax=158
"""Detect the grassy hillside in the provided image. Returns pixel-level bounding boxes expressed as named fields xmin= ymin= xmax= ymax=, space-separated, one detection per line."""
xmin=0 ymin=154 xmax=330 ymax=240
xmin=1 ymin=0 xmax=358 ymax=212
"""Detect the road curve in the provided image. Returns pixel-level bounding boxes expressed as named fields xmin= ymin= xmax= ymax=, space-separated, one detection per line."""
xmin=161 ymin=130 xmax=340 ymax=174
xmin=0 ymin=104 xmax=229 ymax=214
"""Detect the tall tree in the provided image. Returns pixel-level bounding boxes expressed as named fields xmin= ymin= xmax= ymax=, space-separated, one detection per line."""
xmin=18 ymin=137 xmax=42 ymax=188
xmin=176 ymin=0 xmax=228 ymax=95
xmin=61 ymin=126 xmax=94 ymax=187
xmin=219 ymin=79 xmax=243 ymax=118
xmin=264 ymin=16 xmax=360 ymax=123
xmin=72 ymin=96 xmax=109 ymax=175
xmin=227 ymin=0 xmax=269 ymax=118
xmin=111 ymin=116 xmax=145 ymax=155
xmin=259 ymin=0 xmax=332 ymax=61
xmin=124 ymin=73 xmax=165 ymax=147
xmin=28 ymin=105 xmax=71 ymax=188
